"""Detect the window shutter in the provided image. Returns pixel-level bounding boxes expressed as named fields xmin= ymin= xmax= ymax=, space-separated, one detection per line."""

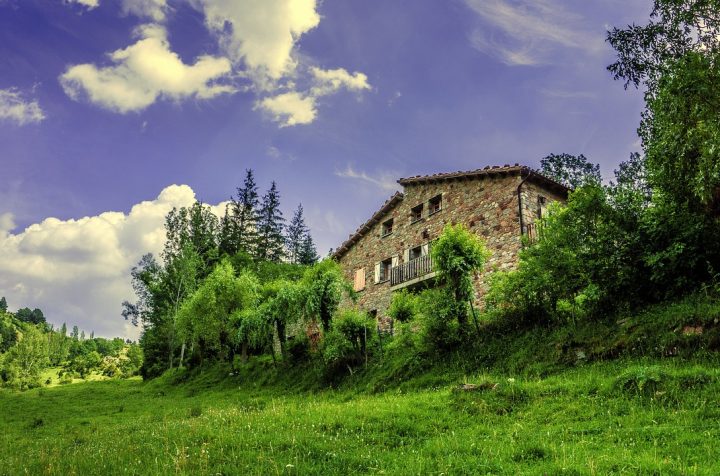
xmin=421 ymin=243 xmax=429 ymax=256
xmin=354 ymin=268 xmax=365 ymax=291
xmin=403 ymin=248 xmax=410 ymax=263
xmin=374 ymin=262 xmax=381 ymax=284
xmin=391 ymin=255 xmax=399 ymax=267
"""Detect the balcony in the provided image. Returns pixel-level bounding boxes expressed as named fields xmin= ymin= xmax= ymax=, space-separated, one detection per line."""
xmin=390 ymin=255 xmax=435 ymax=289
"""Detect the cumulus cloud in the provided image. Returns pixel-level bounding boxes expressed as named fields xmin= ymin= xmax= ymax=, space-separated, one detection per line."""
xmin=60 ymin=24 xmax=234 ymax=113
xmin=257 ymin=91 xmax=316 ymax=127
xmin=195 ymin=0 xmax=320 ymax=83
xmin=0 ymin=88 xmax=45 ymax=125
xmin=122 ymin=0 xmax=168 ymax=21
xmin=65 ymin=0 xmax=100 ymax=9
xmin=0 ymin=185 xmax=228 ymax=339
xmin=464 ymin=0 xmax=604 ymax=66
xmin=257 ymin=67 xmax=371 ymax=126
xmin=59 ymin=0 xmax=370 ymax=125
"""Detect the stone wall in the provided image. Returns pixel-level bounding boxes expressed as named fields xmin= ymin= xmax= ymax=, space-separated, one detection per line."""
xmin=335 ymin=172 xmax=565 ymax=325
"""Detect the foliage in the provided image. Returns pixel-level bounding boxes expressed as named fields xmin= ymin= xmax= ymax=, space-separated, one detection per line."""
xmin=606 ymin=0 xmax=720 ymax=91
xmin=1 ymin=325 xmax=49 ymax=390
xmin=176 ymin=261 xmax=260 ymax=363
xmin=302 ymin=259 xmax=354 ymax=333
xmin=221 ymin=169 xmax=260 ymax=257
xmin=641 ymin=51 xmax=720 ymax=213
xmin=387 ymin=290 xmax=419 ymax=323
xmin=255 ymin=181 xmax=285 ymax=262
xmin=321 ymin=309 xmax=376 ymax=372
xmin=539 ymin=153 xmax=601 ymax=189
xmin=432 ymin=224 xmax=489 ymax=330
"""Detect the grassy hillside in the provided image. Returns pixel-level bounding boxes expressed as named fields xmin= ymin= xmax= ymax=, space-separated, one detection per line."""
xmin=1 ymin=294 xmax=719 ymax=475
xmin=0 ymin=359 xmax=718 ymax=475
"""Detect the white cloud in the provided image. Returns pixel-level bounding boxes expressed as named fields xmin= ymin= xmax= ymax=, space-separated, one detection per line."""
xmin=0 ymin=185 xmax=229 ymax=339
xmin=335 ymin=165 xmax=400 ymax=192
xmin=0 ymin=88 xmax=45 ymax=125
xmin=464 ymin=0 xmax=604 ymax=66
xmin=0 ymin=213 xmax=15 ymax=235
xmin=60 ymin=24 xmax=234 ymax=113
xmin=257 ymin=67 xmax=371 ymax=126
xmin=195 ymin=0 xmax=320 ymax=83
xmin=257 ymin=91 xmax=316 ymax=127
xmin=310 ymin=67 xmax=371 ymax=95
xmin=122 ymin=0 xmax=167 ymax=21
xmin=65 ymin=0 xmax=99 ymax=9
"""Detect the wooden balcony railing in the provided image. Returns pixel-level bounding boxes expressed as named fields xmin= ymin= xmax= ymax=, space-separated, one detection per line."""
xmin=390 ymin=255 xmax=434 ymax=286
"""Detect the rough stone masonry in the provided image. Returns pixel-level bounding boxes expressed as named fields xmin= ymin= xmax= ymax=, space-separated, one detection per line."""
xmin=332 ymin=165 xmax=568 ymax=328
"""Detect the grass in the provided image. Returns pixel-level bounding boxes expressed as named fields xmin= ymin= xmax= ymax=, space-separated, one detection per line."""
xmin=1 ymin=358 xmax=718 ymax=475
xmin=2 ymin=293 xmax=720 ymax=475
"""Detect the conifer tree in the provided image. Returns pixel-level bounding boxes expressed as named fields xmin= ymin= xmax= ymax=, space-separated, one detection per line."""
xmin=255 ymin=181 xmax=285 ymax=262
xmin=285 ymin=204 xmax=309 ymax=264
xmin=0 ymin=296 xmax=7 ymax=313
xmin=227 ymin=169 xmax=260 ymax=256
xmin=298 ymin=233 xmax=319 ymax=265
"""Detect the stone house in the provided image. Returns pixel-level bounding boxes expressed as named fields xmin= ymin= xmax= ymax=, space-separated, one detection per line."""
xmin=332 ymin=164 xmax=568 ymax=323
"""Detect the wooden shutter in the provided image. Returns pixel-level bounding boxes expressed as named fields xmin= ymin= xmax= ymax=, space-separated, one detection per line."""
xmin=421 ymin=243 xmax=429 ymax=256
xmin=374 ymin=262 xmax=381 ymax=284
xmin=354 ymin=268 xmax=365 ymax=291
xmin=403 ymin=248 xmax=410 ymax=263
xmin=391 ymin=255 xmax=399 ymax=267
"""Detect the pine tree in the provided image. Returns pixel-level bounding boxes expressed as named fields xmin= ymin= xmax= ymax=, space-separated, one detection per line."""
xmin=285 ymin=204 xmax=309 ymax=264
xmin=255 ymin=181 xmax=285 ymax=262
xmin=298 ymin=232 xmax=319 ymax=265
xmin=0 ymin=297 xmax=7 ymax=313
xmin=229 ymin=169 xmax=260 ymax=257
xmin=72 ymin=325 xmax=79 ymax=341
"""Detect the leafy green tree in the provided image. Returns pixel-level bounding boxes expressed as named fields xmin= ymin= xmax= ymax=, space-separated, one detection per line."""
xmin=176 ymin=261 xmax=260 ymax=364
xmin=540 ymin=153 xmax=601 ymax=189
xmin=432 ymin=224 xmax=489 ymax=331
xmin=0 ymin=312 xmax=19 ymax=353
xmin=259 ymin=280 xmax=305 ymax=358
xmin=285 ymin=204 xmax=309 ymax=264
xmin=15 ymin=307 xmax=46 ymax=326
xmin=641 ymin=51 xmax=720 ymax=213
xmin=255 ymin=181 xmax=285 ymax=262
xmin=2 ymin=325 xmax=49 ymax=389
xmin=607 ymin=0 xmax=720 ymax=91
xmin=302 ymin=260 xmax=354 ymax=333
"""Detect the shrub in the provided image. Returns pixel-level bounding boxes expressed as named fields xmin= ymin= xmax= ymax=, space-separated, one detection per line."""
xmin=322 ymin=310 xmax=376 ymax=371
xmin=387 ymin=290 xmax=419 ymax=323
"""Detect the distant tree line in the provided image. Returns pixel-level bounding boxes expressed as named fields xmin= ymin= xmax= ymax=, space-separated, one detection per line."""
xmin=0 ymin=297 xmax=142 ymax=390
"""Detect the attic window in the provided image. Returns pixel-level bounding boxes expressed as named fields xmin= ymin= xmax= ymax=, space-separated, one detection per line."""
xmin=411 ymin=204 xmax=423 ymax=223
xmin=381 ymin=218 xmax=394 ymax=237
xmin=537 ymin=196 xmax=547 ymax=219
xmin=429 ymin=195 xmax=442 ymax=215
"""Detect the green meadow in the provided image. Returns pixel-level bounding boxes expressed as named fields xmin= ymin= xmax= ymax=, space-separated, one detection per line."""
xmin=1 ymin=357 xmax=718 ymax=475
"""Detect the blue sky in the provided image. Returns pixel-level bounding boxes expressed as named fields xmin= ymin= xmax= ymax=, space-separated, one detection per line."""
xmin=0 ymin=0 xmax=650 ymax=337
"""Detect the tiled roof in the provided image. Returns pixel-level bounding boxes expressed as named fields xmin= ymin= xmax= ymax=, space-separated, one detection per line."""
xmin=332 ymin=165 xmax=569 ymax=260
xmin=398 ymin=164 xmax=567 ymax=191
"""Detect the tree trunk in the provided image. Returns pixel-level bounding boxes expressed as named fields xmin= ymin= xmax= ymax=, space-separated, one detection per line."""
xmin=179 ymin=341 xmax=186 ymax=368
xmin=241 ymin=342 xmax=248 ymax=363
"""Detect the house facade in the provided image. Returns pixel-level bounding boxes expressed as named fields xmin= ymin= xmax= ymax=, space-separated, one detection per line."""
xmin=332 ymin=165 xmax=568 ymax=324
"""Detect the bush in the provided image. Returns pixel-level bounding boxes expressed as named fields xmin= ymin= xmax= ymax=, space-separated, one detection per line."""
xmin=322 ymin=310 xmax=376 ymax=371
xmin=387 ymin=290 xmax=419 ymax=323
xmin=416 ymin=289 xmax=460 ymax=351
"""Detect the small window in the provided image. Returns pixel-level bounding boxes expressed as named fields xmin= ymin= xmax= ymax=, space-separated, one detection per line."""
xmin=381 ymin=218 xmax=394 ymax=237
xmin=537 ymin=196 xmax=547 ymax=219
xmin=410 ymin=204 xmax=423 ymax=223
xmin=429 ymin=195 xmax=442 ymax=215
xmin=380 ymin=258 xmax=392 ymax=281
xmin=409 ymin=245 xmax=422 ymax=261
